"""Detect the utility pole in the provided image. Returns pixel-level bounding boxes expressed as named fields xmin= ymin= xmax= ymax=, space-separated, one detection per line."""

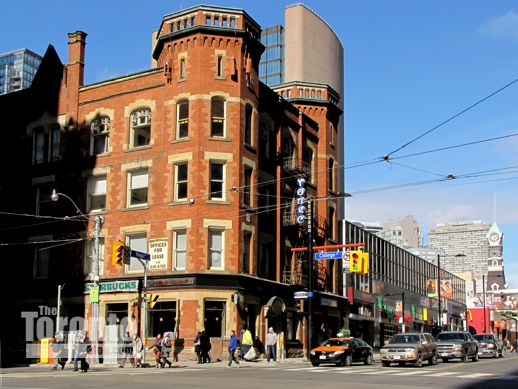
xmin=56 ymin=284 xmax=63 ymax=332
xmin=401 ymin=291 xmax=405 ymax=333
xmin=482 ymin=274 xmax=487 ymax=333
xmin=437 ymin=254 xmax=442 ymax=329
xmin=92 ymin=215 xmax=103 ymax=363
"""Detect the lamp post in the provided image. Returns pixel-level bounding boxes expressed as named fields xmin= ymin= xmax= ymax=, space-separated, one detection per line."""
xmin=51 ymin=189 xmax=103 ymax=363
xmin=482 ymin=274 xmax=487 ymax=333
xmin=56 ymin=283 xmax=65 ymax=333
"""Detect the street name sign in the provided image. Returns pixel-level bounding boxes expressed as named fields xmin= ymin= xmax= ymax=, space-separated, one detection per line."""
xmin=314 ymin=251 xmax=344 ymax=260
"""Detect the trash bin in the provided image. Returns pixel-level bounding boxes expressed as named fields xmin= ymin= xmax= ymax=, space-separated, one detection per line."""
xmin=40 ymin=338 xmax=51 ymax=363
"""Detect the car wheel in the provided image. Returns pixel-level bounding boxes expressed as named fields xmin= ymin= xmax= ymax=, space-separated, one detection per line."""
xmin=364 ymin=353 xmax=373 ymax=365
xmin=472 ymin=350 xmax=479 ymax=362
xmin=344 ymin=354 xmax=352 ymax=367
xmin=414 ymin=353 xmax=423 ymax=368
xmin=311 ymin=362 xmax=320 ymax=367
xmin=442 ymin=357 xmax=449 ymax=363
xmin=428 ymin=353 xmax=437 ymax=366
xmin=382 ymin=361 xmax=391 ymax=367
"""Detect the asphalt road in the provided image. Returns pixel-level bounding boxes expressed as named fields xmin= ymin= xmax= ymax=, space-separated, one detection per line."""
xmin=2 ymin=353 xmax=518 ymax=389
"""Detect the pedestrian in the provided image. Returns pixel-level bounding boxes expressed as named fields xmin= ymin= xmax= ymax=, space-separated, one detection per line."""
xmin=148 ymin=333 xmax=163 ymax=368
xmin=194 ymin=331 xmax=202 ymax=363
xmin=78 ymin=332 xmax=91 ymax=372
xmin=240 ymin=324 xmax=253 ymax=360
xmin=512 ymin=339 xmax=518 ymax=353
xmin=200 ymin=330 xmax=211 ymax=363
xmin=118 ymin=331 xmax=133 ymax=368
xmin=57 ymin=332 xmax=69 ymax=370
xmin=51 ymin=332 xmax=63 ymax=370
xmin=265 ymin=327 xmax=278 ymax=363
xmin=160 ymin=332 xmax=173 ymax=368
xmin=227 ymin=330 xmax=240 ymax=368
xmin=72 ymin=330 xmax=83 ymax=371
xmin=132 ymin=333 xmax=143 ymax=368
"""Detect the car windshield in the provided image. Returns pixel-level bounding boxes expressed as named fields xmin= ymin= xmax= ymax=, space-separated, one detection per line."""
xmin=474 ymin=335 xmax=494 ymax=341
xmin=321 ymin=339 xmax=349 ymax=347
xmin=389 ymin=335 xmax=420 ymax=344
xmin=436 ymin=333 xmax=464 ymax=341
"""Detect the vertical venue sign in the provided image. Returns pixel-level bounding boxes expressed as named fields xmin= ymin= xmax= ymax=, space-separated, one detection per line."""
xmin=296 ymin=178 xmax=306 ymax=225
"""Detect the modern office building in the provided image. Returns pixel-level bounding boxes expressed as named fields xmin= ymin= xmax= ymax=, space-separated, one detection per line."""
xmin=428 ymin=220 xmax=491 ymax=291
xmin=0 ymin=48 xmax=42 ymax=95
xmin=259 ymin=25 xmax=284 ymax=86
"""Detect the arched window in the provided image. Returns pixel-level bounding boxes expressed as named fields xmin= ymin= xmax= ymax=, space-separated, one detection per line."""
xmin=91 ymin=116 xmax=110 ymax=155
xmin=177 ymin=100 xmax=189 ymax=139
xmin=211 ymin=97 xmax=225 ymax=137
xmin=130 ymin=108 xmax=151 ymax=148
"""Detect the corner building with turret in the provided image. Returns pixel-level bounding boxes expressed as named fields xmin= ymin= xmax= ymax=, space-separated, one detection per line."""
xmin=16 ymin=5 xmax=344 ymax=361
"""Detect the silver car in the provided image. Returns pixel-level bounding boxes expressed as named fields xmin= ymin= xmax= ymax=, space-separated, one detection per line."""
xmin=474 ymin=334 xmax=504 ymax=358
xmin=380 ymin=333 xmax=438 ymax=367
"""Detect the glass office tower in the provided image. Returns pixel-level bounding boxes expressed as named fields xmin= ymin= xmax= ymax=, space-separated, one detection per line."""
xmin=259 ymin=25 xmax=284 ymax=86
xmin=0 ymin=49 xmax=42 ymax=95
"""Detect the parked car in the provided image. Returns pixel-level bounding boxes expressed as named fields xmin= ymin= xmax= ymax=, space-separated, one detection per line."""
xmin=380 ymin=333 xmax=438 ymax=367
xmin=473 ymin=334 xmax=504 ymax=358
xmin=310 ymin=337 xmax=373 ymax=367
xmin=435 ymin=331 xmax=478 ymax=362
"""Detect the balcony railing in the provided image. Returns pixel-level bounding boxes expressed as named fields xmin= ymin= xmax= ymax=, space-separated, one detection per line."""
xmin=283 ymin=157 xmax=311 ymax=176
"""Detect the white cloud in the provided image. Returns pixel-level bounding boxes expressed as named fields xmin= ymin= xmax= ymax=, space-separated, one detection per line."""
xmin=479 ymin=11 xmax=518 ymax=41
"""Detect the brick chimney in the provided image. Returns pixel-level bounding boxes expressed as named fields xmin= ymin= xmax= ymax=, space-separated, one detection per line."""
xmin=67 ymin=31 xmax=87 ymax=86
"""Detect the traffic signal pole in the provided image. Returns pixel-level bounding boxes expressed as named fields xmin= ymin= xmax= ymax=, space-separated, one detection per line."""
xmin=307 ymin=199 xmax=313 ymax=361
xmin=92 ymin=215 xmax=102 ymax=363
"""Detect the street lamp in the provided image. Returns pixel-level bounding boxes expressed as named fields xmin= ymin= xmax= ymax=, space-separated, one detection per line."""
xmin=51 ymin=189 xmax=103 ymax=363
xmin=384 ymin=292 xmax=405 ymax=333
xmin=437 ymin=253 xmax=465 ymax=330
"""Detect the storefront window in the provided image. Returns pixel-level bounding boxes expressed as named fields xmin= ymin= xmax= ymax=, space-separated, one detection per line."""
xmin=204 ymin=301 xmax=226 ymax=337
xmin=148 ymin=301 xmax=177 ymax=338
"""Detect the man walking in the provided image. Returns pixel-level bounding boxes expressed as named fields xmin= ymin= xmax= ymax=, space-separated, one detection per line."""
xmin=227 ymin=330 xmax=240 ymax=368
xmin=266 ymin=327 xmax=278 ymax=363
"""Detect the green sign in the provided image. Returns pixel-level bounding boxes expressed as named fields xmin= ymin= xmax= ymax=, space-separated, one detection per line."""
xmin=89 ymin=285 xmax=99 ymax=303
xmin=84 ymin=280 xmax=139 ymax=294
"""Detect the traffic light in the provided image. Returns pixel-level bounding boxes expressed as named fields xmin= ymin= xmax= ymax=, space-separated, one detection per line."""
xmin=361 ymin=252 xmax=369 ymax=274
xmin=112 ymin=241 xmax=125 ymax=266
xmin=349 ymin=250 xmax=362 ymax=273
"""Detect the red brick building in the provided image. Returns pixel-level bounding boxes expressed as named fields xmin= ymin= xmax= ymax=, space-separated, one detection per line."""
xmin=14 ymin=5 xmax=343 ymax=362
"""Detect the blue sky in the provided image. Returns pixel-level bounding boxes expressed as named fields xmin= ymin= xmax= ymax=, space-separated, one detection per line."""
xmin=2 ymin=1 xmax=517 ymax=285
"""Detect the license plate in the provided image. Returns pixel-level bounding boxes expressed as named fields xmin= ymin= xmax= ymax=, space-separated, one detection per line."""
xmin=392 ymin=355 xmax=401 ymax=360
xmin=319 ymin=355 xmax=327 ymax=360
xmin=440 ymin=353 xmax=448 ymax=356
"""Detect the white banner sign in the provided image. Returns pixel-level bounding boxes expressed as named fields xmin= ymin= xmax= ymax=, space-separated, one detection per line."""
xmin=149 ymin=238 xmax=168 ymax=270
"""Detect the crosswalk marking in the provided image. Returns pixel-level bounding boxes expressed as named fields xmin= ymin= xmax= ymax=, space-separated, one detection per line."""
xmin=427 ymin=372 xmax=459 ymax=376
xmin=362 ymin=369 xmax=409 ymax=374
xmin=459 ymin=373 xmax=493 ymax=379
xmin=389 ymin=370 xmax=435 ymax=376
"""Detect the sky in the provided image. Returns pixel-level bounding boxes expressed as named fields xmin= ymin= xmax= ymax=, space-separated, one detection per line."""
xmin=2 ymin=1 xmax=517 ymax=286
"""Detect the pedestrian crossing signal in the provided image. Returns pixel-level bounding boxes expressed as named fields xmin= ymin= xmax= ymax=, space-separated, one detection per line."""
xmin=148 ymin=294 xmax=159 ymax=309
xmin=112 ymin=241 xmax=125 ymax=266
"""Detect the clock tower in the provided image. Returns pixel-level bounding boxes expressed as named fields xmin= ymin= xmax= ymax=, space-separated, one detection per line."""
xmin=486 ymin=222 xmax=505 ymax=291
